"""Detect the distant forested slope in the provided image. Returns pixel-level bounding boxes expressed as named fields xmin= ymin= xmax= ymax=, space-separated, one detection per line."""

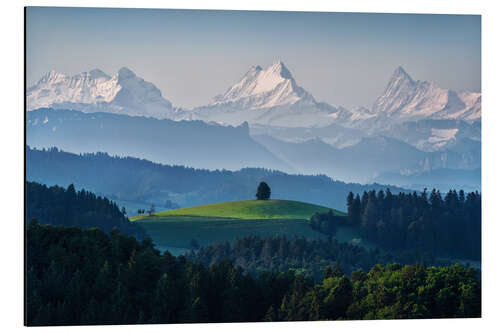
xmin=26 ymin=146 xmax=408 ymax=211
xmin=26 ymin=181 xmax=146 ymax=239
xmin=374 ymin=168 xmax=481 ymax=193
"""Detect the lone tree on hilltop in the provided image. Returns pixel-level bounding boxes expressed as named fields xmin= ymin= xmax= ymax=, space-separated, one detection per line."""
xmin=256 ymin=182 xmax=271 ymax=200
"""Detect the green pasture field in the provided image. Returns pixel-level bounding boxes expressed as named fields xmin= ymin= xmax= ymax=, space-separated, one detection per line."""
xmin=131 ymin=200 xmax=347 ymax=250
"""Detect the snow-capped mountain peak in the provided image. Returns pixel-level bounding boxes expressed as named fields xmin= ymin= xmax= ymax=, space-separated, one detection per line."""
xmin=27 ymin=67 xmax=177 ymax=119
xmin=267 ymin=60 xmax=294 ymax=80
xmin=211 ymin=60 xmax=316 ymax=109
xmin=391 ymin=66 xmax=413 ymax=82
xmin=28 ymin=69 xmax=121 ymax=108
xmin=383 ymin=66 xmax=415 ymax=97
xmin=181 ymin=60 xmax=340 ymax=127
xmin=370 ymin=66 xmax=480 ymax=122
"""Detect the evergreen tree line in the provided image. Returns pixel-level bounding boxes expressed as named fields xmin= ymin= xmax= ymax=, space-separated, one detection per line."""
xmin=26 ymin=222 xmax=480 ymax=326
xmin=188 ymin=235 xmax=449 ymax=281
xmin=346 ymin=188 xmax=481 ymax=260
xmin=26 ymin=181 xmax=146 ymax=239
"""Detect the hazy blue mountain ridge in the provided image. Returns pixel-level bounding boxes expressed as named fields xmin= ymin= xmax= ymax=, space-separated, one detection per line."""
xmin=27 ymin=108 xmax=293 ymax=172
xmin=26 ymin=146 xmax=409 ymax=212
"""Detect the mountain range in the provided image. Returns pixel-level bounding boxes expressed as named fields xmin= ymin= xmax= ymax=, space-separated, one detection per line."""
xmin=27 ymin=61 xmax=481 ymax=126
xmin=26 ymin=61 xmax=481 ymax=189
xmin=27 ymin=61 xmax=481 ymax=149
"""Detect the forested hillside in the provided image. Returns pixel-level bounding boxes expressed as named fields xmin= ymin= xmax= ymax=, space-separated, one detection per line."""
xmin=26 ymin=146 xmax=407 ymax=210
xmin=26 ymin=222 xmax=480 ymax=325
xmin=345 ymin=189 xmax=481 ymax=260
xmin=26 ymin=181 xmax=146 ymax=239
xmin=187 ymin=235 xmax=450 ymax=281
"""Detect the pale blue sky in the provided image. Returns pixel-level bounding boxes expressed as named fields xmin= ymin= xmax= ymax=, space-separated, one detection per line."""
xmin=26 ymin=7 xmax=481 ymax=109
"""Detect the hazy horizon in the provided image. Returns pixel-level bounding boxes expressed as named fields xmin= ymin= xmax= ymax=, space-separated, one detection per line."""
xmin=26 ymin=7 xmax=481 ymax=109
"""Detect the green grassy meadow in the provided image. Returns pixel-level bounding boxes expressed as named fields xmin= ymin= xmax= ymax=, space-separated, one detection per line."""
xmin=131 ymin=199 xmax=344 ymax=221
xmin=137 ymin=217 xmax=327 ymax=249
xmin=131 ymin=200 xmax=346 ymax=250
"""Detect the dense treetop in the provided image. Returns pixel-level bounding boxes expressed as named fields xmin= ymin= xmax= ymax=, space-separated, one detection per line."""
xmin=187 ymin=235 xmax=451 ymax=282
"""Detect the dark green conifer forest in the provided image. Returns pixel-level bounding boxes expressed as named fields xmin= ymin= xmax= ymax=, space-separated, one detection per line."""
xmin=188 ymin=235 xmax=451 ymax=281
xmin=345 ymin=189 xmax=481 ymax=260
xmin=26 ymin=181 xmax=146 ymax=239
xmin=26 ymin=222 xmax=480 ymax=325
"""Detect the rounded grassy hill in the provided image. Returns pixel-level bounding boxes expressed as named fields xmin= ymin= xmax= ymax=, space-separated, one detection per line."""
xmin=130 ymin=200 xmax=346 ymax=252
xmin=131 ymin=199 xmax=343 ymax=222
